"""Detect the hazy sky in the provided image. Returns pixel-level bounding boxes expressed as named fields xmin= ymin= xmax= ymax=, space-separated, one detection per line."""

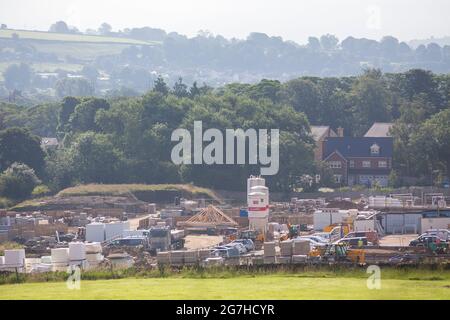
xmin=1 ymin=0 xmax=449 ymax=43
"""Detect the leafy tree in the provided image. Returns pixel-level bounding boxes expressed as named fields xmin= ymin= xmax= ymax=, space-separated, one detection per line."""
xmin=411 ymin=109 xmax=450 ymax=178
xmin=49 ymin=21 xmax=70 ymax=33
xmin=320 ymin=34 xmax=339 ymax=51
xmin=55 ymin=78 xmax=94 ymax=98
xmin=68 ymin=132 xmax=123 ymax=184
xmin=173 ymin=77 xmax=188 ymax=97
xmin=0 ymin=162 xmax=41 ymax=199
xmin=0 ymin=127 xmax=45 ymax=174
xmin=3 ymin=63 xmax=33 ymax=90
xmin=68 ymin=98 xmax=110 ymax=133
xmin=153 ymin=75 xmax=169 ymax=95
xmin=189 ymin=81 xmax=200 ymax=98
xmin=98 ymin=23 xmax=112 ymax=35
xmin=81 ymin=65 xmax=100 ymax=83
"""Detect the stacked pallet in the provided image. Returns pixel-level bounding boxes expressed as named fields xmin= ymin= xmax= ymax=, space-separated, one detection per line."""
xmin=292 ymin=255 xmax=308 ymax=264
xmin=226 ymin=257 xmax=240 ymax=266
xmin=156 ymin=251 xmax=171 ymax=265
xmin=264 ymin=242 xmax=276 ymax=264
xmin=278 ymin=240 xmax=293 ymax=264
xmin=280 ymin=240 xmax=293 ymax=256
xmin=253 ymin=256 xmax=264 ymax=265
xmin=293 ymin=240 xmax=310 ymax=255
xmin=198 ymin=249 xmax=211 ymax=261
xmin=170 ymin=251 xmax=184 ymax=265
xmin=277 ymin=256 xmax=292 ymax=264
xmin=184 ymin=250 xmax=199 ymax=265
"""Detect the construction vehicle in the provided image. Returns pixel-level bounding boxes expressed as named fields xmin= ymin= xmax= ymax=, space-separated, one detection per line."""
xmin=279 ymin=224 xmax=300 ymax=241
xmin=233 ymin=229 xmax=265 ymax=249
xmin=309 ymin=243 xmax=365 ymax=264
xmin=324 ymin=223 xmax=351 ymax=235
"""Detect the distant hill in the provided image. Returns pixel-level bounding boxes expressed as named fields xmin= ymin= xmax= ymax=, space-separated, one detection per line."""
xmin=409 ymin=36 xmax=450 ymax=48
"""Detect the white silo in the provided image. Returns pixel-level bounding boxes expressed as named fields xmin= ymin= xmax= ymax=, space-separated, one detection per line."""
xmin=247 ymin=176 xmax=269 ymax=232
xmin=247 ymin=175 xmax=265 ymax=196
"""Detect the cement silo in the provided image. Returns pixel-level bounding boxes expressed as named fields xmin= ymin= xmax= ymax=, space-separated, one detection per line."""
xmin=247 ymin=176 xmax=269 ymax=232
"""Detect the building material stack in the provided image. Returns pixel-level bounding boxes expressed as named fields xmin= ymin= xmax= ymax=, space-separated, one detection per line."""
xmin=51 ymin=248 xmax=69 ymax=271
xmin=292 ymin=240 xmax=310 ymax=264
xmin=3 ymin=249 xmax=26 ymax=272
xmin=170 ymin=250 xmax=184 ymax=266
xmin=263 ymin=241 xmax=276 ymax=264
xmin=184 ymin=250 xmax=199 ymax=265
xmin=278 ymin=240 xmax=293 ymax=264
xmin=156 ymin=251 xmax=171 ymax=265
xmin=85 ymin=242 xmax=104 ymax=269
xmin=69 ymin=242 xmax=87 ymax=268
xmin=198 ymin=249 xmax=211 ymax=262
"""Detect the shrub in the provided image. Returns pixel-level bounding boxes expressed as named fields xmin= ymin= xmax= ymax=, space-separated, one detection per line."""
xmin=0 ymin=163 xmax=41 ymax=199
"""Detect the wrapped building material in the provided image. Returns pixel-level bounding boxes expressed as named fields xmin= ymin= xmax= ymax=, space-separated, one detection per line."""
xmin=293 ymin=240 xmax=310 ymax=255
xmin=184 ymin=250 xmax=199 ymax=264
xmin=170 ymin=251 xmax=184 ymax=265
xmin=264 ymin=242 xmax=276 ymax=257
xmin=280 ymin=240 xmax=293 ymax=256
xmin=198 ymin=249 xmax=211 ymax=260
xmin=277 ymin=256 xmax=292 ymax=264
xmin=157 ymin=251 xmax=171 ymax=265
xmin=264 ymin=256 xmax=276 ymax=264
xmin=5 ymin=249 xmax=26 ymax=267
xmin=292 ymin=255 xmax=308 ymax=264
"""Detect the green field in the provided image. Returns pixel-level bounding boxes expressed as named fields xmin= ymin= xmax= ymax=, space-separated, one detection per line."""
xmin=0 ymin=29 xmax=155 ymax=45
xmin=1 ymin=275 xmax=449 ymax=300
xmin=0 ymin=29 xmax=160 ymax=72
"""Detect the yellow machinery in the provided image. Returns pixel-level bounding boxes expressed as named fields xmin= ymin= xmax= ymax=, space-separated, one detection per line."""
xmin=309 ymin=243 xmax=365 ymax=264
xmin=324 ymin=223 xmax=351 ymax=235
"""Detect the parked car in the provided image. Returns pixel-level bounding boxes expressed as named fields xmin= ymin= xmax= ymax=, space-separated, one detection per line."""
xmin=312 ymin=232 xmax=331 ymax=242
xmin=231 ymin=239 xmax=255 ymax=252
xmin=225 ymin=243 xmax=246 ymax=254
xmin=298 ymin=235 xmax=328 ymax=244
xmin=409 ymin=235 xmax=447 ymax=247
xmin=344 ymin=231 xmax=379 ymax=245
xmin=422 ymin=229 xmax=450 ymax=241
xmin=294 ymin=237 xmax=326 ymax=248
xmin=334 ymin=237 xmax=369 ymax=247
xmin=211 ymin=247 xmax=240 ymax=258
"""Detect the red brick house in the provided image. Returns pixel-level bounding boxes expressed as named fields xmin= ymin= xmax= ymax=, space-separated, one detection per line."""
xmin=322 ymin=136 xmax=393 ymax=187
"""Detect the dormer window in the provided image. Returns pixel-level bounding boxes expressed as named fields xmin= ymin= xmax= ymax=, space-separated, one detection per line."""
xmin=370 ymin=143 xmax=380 ymax=155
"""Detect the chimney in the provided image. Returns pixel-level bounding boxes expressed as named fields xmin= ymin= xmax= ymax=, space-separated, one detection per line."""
xmin=337 ymin=127 xmax=344 ymax=137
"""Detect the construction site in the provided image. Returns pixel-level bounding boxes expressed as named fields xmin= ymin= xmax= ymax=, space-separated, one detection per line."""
xmin=1 ymin=176 xmax=450 ymax=274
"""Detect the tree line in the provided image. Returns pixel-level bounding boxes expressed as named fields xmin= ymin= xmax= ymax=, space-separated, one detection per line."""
xmin=0 ymin=69 xmax=449 ymax=203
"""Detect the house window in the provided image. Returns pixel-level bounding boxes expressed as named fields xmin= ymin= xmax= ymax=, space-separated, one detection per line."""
xmin=329 ymin=161 xmax=342 ymax=169
xmin=370 ymin=143 xmax=380 ymax=155
xmin=349 ymin=160 xmax=355 ymax=168
xmin=362 ymin=161 xmax=371 ymax=168
xmin=378 ymin=161 xmax=387 ymax=168
xmin=334 ymin=175 xmax=342 ymax=183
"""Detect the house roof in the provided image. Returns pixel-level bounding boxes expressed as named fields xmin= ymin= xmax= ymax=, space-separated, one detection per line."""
xmin=310 ymin=126 xmax=336 ymax=142
xmin=41 ymin=137 xmax=59 ymax=147
xmin=323 ymin=137 xmax=393 ymax=158
xmin=364 ymin=123 xmax=393 ymax=137
xmin=181 ymin=205 xmax=237 ymax=228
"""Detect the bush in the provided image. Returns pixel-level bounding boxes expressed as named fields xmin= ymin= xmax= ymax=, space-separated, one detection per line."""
xmin=0 ymin=163 xmax=41 ymax=199
xmin=0 ymin=197 xmax=14 ymax=209
xmin=31 ymin=185 xmax=51 ymax=197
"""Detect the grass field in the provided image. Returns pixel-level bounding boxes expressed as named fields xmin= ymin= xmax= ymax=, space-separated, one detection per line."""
xmin=1 ymin=275 xmax=449 ymax=300
xmin=0 ymin=29 xmax=160 ymax=70
xmin=56 ymin=183 xmax=221 ymax=201
xmin=12 ymin=183 xmax=221 ymax=211
xmin=0 ymin=29 xmax=155 ymax=45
